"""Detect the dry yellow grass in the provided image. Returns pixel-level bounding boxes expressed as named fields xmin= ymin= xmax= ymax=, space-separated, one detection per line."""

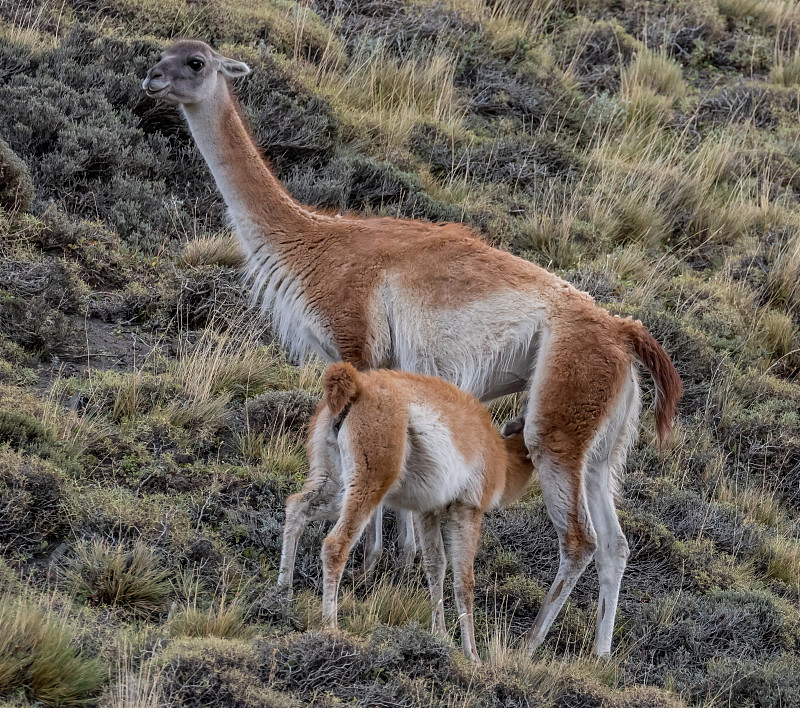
xmin=717 ymin=0 xmax=800 ymax=32
xmin=105 ymin=650 xmax=164 ymax=708
xmin=623 ymin=50 xmax=687 ymax=100
xmin=170 ymin=600 xmax=254 ymax=640
xmin=760 ymin=535 xmax=800 ymax=586
xmin=770 ymin=50 xmax=800 ymax=86
xmin=182 ymin=233 xmax=245 ymax=269
xmin=295 ymin=577 xmax=431 ymax=637
xmin=311 ymin=42 xmax=463 ymax=155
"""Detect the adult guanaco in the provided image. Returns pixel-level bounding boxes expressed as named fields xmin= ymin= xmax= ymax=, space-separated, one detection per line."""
xmin=143 ymin=41 xmax=683 ymax=655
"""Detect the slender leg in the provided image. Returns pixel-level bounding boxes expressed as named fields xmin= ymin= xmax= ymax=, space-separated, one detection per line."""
xmin=444 ymin=502 xmax=484 ymax=662
xmin=321 ymin=415 xmax=407 ymax=628
xmin=278 ymin=474 xmax=339 ymax=598
xmin=416 ymin=510 xmax=447 ymax=636
xmin=524 ymin=455 xmax=597 ymax=654
xmin=587 ymin=378 xmax=638 ymax=656
xmin=321 ymin=494 xmax=383 ymax=628
xmin=585 ymin=468 xmax=628 ymax=656
xmin=360 ymin=504 xmax=384 ymax=580
xmin=396 ymin=510 xmax=417 ymax=568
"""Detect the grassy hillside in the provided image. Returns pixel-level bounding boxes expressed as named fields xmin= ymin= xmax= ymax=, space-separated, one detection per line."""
xmin=1 ymin=0 xmax=800 ymax=704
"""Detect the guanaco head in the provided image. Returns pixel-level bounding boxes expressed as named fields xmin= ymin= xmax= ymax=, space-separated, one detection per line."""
xmin=142 ymin=40 xmax=250 ymax=105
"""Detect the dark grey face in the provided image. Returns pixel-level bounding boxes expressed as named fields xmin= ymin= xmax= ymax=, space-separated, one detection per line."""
xmin=142 ymin=39 xmax=250 ymax=105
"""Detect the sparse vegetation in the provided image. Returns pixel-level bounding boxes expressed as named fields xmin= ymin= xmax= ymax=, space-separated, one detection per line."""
xmin=1 ymin=0 xmax=800 ymax=703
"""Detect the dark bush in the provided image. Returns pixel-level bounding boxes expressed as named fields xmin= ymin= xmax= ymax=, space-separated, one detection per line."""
xmin=368 ymin=623 xmax=460 ymax=685
xmin=0 ymin=137 xmax=34 ymax=212
xmin=698 ymin=84 xmax=784 ymax=129
xmin=412 ymin=125 xmax=578 ymax=190
xmin=456 ymin=58 xmax=550 ymax=125
xmin=0 ymin=450 xmax=68 ymax=558
xmin=159 ymin=637 xmax=297 ymax=708
xmin=262 ymin=631 xmax=372 ymax=698
xmin=243 ymin=389 xmax=320 ymax=437
xmin=262 ymin=626 xmax=461 ymax=705
xmin=625 ymin=589 xmax=798 ymax=691
xmin=0 ymin=291 xmax=75 ymax=360
xmin=285 ymin=152 xmax=464 ymax=222
xmin=241 ymin=60 xmax=340 ymax=173
xmin=558 ymin=19 xmax=640 ymax=92
xmin=696 ymin=656 xmax=800 ymax=708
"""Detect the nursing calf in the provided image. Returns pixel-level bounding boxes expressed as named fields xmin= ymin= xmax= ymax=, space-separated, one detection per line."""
xmin=278 ymin=363 xmax=535 ymax=661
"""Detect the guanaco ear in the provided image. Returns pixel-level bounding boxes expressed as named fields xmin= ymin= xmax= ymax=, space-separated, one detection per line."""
xmin=219 ymin=58 xmax=251 ymax=78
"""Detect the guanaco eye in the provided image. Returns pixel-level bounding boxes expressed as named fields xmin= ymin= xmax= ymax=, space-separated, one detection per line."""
xmin=188 ymin=58 xmax=204 ymax=71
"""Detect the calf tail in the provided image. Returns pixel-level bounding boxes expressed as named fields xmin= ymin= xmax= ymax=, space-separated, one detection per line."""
xmin=322 ymin=362 xmax=361 ymax=418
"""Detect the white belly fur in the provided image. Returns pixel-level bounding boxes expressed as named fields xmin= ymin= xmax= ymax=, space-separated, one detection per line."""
xmin=382 ymin=402 xmax=486 ymax=512
xmin=385 ymin=283 xmax=546 ymax=400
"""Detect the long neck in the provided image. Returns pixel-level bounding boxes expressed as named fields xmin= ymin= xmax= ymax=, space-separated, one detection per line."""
xmin=182 ymin=80 xmax=315 ymax=254
xmin=500 ymin=434 xmax=535 ymax=507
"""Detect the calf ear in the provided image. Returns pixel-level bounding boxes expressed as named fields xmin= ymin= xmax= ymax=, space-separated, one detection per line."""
xmin=220 ymin=59 xmax=251 ymax=78
xmin=500 ymin=417 xmax=524 ymax=438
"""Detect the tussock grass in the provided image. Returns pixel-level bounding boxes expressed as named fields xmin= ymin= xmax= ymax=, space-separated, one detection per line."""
xmin=235 ymin=427 xmax=306 ymax=477
xmin=66 ymin=540 xmax=171 ymax=616
xmin=770 ymin=50 xmax=800 ymax=86
xmin=586 ymin=128 xmax=746 ymax=248
xmin=623 ymin=50 xmax=687 ymax=101
xmin=767 ymin=224 xmax=800 ymax=312
xmin=295 ymin=577 xmax=431 ymax=637
xmin=715 ymin=481 xmax=784 ymax=527
xmin=170 ymin=329 xmax=281 ymax=401
xmin=717 ymin=0 xmax=800 ymax=32
xmin=182 ymin=233 xmax=245 ymax=269
xmin=757 ymin=308 xmax=798 ymax=360
xmin=170 ymin=600 xmax=254 ymax=640
xmin=0 ymin=594 xmax=105 ymax=706
xmin=760 ymin=535 xmax=800 ymax=586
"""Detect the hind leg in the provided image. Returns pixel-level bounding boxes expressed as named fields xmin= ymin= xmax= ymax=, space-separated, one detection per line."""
xmin=444 ymin=502 xmax=483 ymax=662
xmin=586 ymin=377 xmax=638 ymax=655
xmin=416 ymin=510 xmax=446 ymax=636
xmin=360 ymin=504 xmax=384 ymax=581
xmin=523 ymin=454 xmax=597 ymax=654
xmin=585 ymin=469 xmax=628 ymax=656
xmin=396 ymin=510 xmax=417 ymax=567
xmin=278 ymin=470 xmax=339 ymax=597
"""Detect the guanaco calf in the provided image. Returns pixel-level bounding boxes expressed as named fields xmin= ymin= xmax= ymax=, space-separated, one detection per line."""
xmin=278 ymin=363 xmax=535 ymax=661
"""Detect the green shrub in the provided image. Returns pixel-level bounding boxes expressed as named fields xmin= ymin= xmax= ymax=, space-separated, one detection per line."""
xmin=0 ymin=595 xmax=105 ymax=706
xmin=626 ymin=589 xmax=798 ymax=693
xmin=242 ymin=389 xmax=320 ymax=437
xmin=0 ymin=411 xmax=54 ymax=452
